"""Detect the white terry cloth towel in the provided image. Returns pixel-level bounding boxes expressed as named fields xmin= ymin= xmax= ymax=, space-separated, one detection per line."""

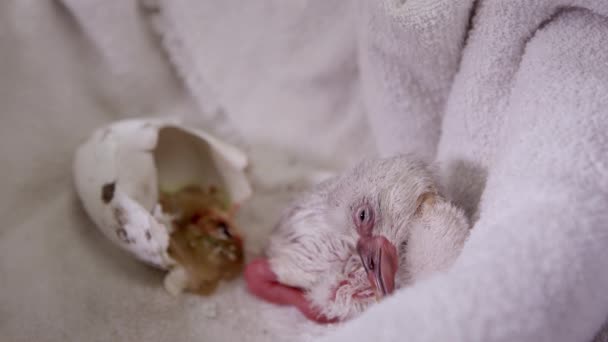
xmin=3 ymin=0 xmax=608 ymax=342
xmin=321 ymin=1 xmax=608 ymax=342
xmin=145 ymin=0 xmax=375 ymax=168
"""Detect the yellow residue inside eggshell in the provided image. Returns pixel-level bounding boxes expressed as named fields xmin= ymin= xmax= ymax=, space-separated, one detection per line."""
xmin=159 ymin=185 xmax=244 ymax=295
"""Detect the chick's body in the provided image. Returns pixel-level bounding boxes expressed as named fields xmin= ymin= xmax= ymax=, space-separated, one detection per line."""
xmin=264 ymin=155 xmax=471 ymax=321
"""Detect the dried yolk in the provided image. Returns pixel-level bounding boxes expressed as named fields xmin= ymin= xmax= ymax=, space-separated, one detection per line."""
xmin=160 ymin=185 xmax=244 ymax=295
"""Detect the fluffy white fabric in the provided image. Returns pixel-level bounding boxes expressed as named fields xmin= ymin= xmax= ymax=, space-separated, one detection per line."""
xmin=2 ymin=0 xmax=607 ymax=341
xmin=325 ymin=1 xmax=608 ymax=341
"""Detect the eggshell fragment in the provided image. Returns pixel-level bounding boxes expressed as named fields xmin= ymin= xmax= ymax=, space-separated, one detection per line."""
xmin=164 ymin=265 xmax=189 ymax=296
xmin=73 ymin=117 xmax=251 ymax=272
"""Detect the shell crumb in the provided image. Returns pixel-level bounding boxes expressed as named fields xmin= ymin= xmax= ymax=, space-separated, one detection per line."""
xmin=164 ymin=266 xmax=188 ymax=296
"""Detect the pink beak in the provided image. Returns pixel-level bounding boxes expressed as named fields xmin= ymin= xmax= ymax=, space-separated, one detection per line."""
xmin=356 ymin=236 xmax=398 ymax=298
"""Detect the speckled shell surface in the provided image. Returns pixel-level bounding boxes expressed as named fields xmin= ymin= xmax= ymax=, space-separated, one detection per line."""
xmin=73 ymin=117 xmax=251 ymax=269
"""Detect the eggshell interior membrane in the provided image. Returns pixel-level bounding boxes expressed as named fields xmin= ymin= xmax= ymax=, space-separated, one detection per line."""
xmin=155 ymin=127 xmax=234 ymax=196
xmin=244 ymin=258 xmax=337 ymax=324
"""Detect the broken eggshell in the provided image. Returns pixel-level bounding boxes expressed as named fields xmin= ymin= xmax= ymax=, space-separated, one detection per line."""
xmin=73 ymin=117 xmax=251 ymax=294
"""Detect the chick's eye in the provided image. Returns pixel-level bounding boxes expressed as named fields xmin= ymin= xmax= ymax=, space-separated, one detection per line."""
xmin=353 ymin=203 xmax=374 ymax=236
xmin=358 ymin=209 xmax=367 ymax=222
xmin=356 ymin=205 xmax=373 ymax=224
